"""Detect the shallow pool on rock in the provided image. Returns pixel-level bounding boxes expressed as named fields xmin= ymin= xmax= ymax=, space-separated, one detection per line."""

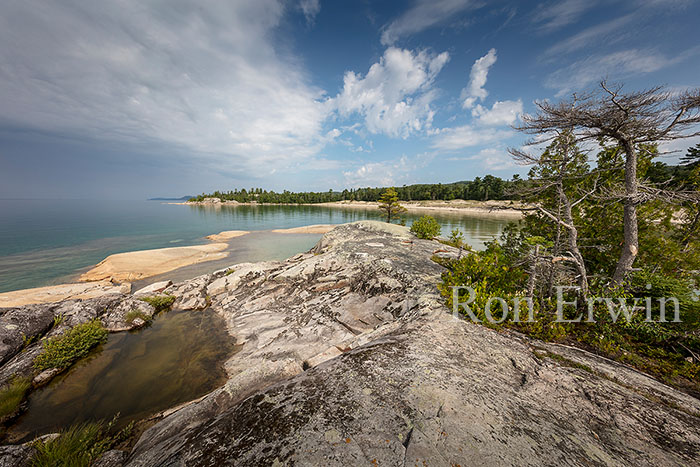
xmin=7 ymin=308 xmax=234 ymax=443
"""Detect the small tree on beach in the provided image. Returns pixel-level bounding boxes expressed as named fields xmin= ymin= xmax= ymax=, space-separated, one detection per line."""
xmin=378 ymin=188 xmax=407 ymax=223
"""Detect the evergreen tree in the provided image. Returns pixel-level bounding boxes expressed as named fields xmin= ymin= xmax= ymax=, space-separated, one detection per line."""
xmin=377 ymin=188 xmax=407 ymax=223
xmin=680 ymin=144 xmax=700 ymax=167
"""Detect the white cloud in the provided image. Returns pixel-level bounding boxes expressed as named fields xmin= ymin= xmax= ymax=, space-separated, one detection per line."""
xmin=545 ymin=48 xmax=696 ymax=96
xmin=0 ymin=0 xmax=329 ymax=172
xmin=343 ymin=153 xmax=434 ymax=187
xmin=542 ymin=13 xmax=636 ymax=58
xmin=472 ymin=99 xmax=523 ymax=126
xmin=380 ymin=0 xmax=480 ymax=45
xmin=461 ymin=48 xmax=497 ymax=109
xmin=331 ymin=47 xmax=450 ymax=138
xmin=532 ymin=0 xmax=598 ymax=33
xmin=446 ymin=147 xmax=515 ymax=171
xmin=431 ymin=125 xmax=512 ymax=151
xmin=299 ymin=0 xmax=321 ymax=24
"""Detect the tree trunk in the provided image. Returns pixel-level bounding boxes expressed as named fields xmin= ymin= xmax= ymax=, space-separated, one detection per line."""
xmin=559 ymin=184 xmax=588 ymax=297
xmin=612 ymin=140 xmax=639 ymax=284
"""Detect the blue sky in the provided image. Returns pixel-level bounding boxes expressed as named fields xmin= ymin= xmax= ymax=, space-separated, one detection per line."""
xmin=1 ymin=0 xmax=699 ymax=199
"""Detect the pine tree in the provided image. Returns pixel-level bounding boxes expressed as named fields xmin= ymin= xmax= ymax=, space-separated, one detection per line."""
xmin=377 ymin=188 xmax=407 ymax=223
xmin=680 ymin=144 xmax=700 ymax=167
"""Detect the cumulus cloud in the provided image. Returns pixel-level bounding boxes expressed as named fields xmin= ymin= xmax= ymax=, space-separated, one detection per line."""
xmin=380 ymin=0 xmax=480 ymax=45
xmin=331 ymin=47 xmax=450 ymax=138
xmin=0 ymin=0 xmax=329 ymax=172
xmin=461 ymin=48 xmax=497 ymax=109
xmin=299 ymin=0 xmax=321 ymax=24
xmin=472 ymin=99 xmax=523 ymax=126
xmin=430 ymin=125 xmax=512 ymax=151
xmin=343 ymin=153 xmax=434 ymax=187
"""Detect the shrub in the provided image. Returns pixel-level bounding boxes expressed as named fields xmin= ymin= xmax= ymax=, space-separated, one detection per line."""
xmin=33 ymin=320 xmax=108 ymax=371
xmin=0 ymin=377 xmax=31 ymax=420
xmin=436 ymin=241 xmax=700 ymax=394
xmin=139 ymin=295 xmax=175 ymax=313
xmin=410 ymin=215 xmax=441 ymax=239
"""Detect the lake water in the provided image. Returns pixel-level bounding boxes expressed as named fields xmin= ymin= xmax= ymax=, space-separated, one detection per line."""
xmin=6 ymin=308 xmax=234 ymax=443
xmin=0 ymin=199 xmax=517 ymax=293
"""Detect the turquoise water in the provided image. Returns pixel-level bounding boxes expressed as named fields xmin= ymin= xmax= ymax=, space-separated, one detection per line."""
xmin=0 ymin=200 xmax=517 ymax=293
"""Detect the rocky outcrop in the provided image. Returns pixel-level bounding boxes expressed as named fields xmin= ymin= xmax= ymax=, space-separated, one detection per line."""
xmin=0 ymin=295 xmax=157 ymax=388
xmin=2 ymin=221 xmax=699 ymax=465
xmin=0 ymin=281 xmax=129 ymax=308
xmin=121 ymin=221 xmax=699 ymax=466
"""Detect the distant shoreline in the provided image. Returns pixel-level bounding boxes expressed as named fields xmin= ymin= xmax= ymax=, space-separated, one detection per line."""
xmin=176 ymin=199 xmax=526 ymax=217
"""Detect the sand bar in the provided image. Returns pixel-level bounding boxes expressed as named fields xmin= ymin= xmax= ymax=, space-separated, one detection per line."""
xmin=316 ymin=200 xmax=525 ymax=217
xmin=0 ymin=281 xmax=130 ymax=308
xmin=205 ymin=230 xmax=250 ymax=241
xmin=79 ymin=243 xmax=230 ymax=282
xmin=271 ymin=224 xmax=337 ymax=234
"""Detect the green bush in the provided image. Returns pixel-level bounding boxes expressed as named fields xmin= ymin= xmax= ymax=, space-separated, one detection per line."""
xmin=410 ymin=215 xmax=441 ymax=239
xmin=0 ymin=377 xmax=31 ymax=420
xmin=139 ymin=295 xmax=175 ymax=313
xmin=33 ymin=320 xmax=108 ymax=371
xmin=436 ymin=240 xmax=700 ymax=394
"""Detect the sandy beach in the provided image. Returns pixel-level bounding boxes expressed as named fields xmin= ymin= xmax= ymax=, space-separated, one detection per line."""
xmin=271 ymin=224 xmax=336 ymax=234
xmin=78 ymin=243 xmax=230 ymax=282
xmin=181 ymin=199 xmax=526 ymax=217
xmin=204 ymin=230 xmax=250 ymax=241
xmin=315 ymin=199 xmax=525 ymax=217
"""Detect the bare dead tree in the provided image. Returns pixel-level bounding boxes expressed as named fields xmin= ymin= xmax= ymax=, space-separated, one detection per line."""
xmin=510 ymin=130 xmax=594 ymax=297
xmin=515 ymin=82 xmax=700 ymax=284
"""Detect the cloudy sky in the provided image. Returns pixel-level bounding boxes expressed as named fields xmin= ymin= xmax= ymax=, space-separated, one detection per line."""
xmin=1 ymin=0 xmax=699 ymax=199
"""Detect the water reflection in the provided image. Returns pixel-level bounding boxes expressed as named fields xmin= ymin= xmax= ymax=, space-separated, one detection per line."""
xmin=6 ymin=309 xmax=233 ymax=443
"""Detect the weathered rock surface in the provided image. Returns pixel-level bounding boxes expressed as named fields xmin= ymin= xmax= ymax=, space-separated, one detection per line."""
xmin=119 ymin=221 xmax=700 ymax=466
xmin=2 ymin=221 xmax=699 ymax=466
xmin=0 ymin=281 xmax=129 ymax=308
xmin=132 ymin=281 xmax=172 ymax=297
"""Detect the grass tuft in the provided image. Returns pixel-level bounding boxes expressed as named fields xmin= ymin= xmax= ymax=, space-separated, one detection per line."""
xmin=124 ymin=310 xmax=151 ymax=325
xmin=31 ymin=417 xmax=133 ymax=467
xmin=139 ymin=295 xmax=175 ymax=313
xmin=0 ymin=377 xmax=31 ymax=420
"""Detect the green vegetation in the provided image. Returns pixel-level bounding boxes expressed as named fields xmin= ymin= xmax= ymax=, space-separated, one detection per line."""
xmin=124 ymin=310 xmax=151 ymax=325
xmin=139 ymin=294 xmax=175 ymax=313
xmin=0 ymin=377 xmax=31 ymax=421
xmin=31 ymin=418 xmax=133 ymax=467
xmin=33 ymin=320 xmax=108 ymax=372
xmin=189 ymin=175 xmax=516 ymax=203
xmin=377 ymin=188 xmax=407 ymax=223
xmin=439 ymin=84 xmax=700 ymax=395
xmin=410 ymin=215 xmax=441 ymax=239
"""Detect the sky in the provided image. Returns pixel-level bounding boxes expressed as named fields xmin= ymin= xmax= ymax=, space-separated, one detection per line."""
xmin=1 ymin=0 xmax=699 ymax=199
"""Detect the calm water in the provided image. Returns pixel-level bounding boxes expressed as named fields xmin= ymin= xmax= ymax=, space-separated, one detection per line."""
xmin=0 ymin=199 xmax=517 ymax=293
xmin=7 ymin=308 xmax=234 ymax=443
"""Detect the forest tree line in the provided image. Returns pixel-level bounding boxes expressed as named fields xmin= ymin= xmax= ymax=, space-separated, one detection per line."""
xmin=190 ymin=156 xmax=697 ymax=205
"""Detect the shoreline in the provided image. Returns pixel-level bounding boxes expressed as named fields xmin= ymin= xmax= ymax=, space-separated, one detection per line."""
xmin=178 ymin=198 xmax=526 ymax=217
xmin=0 ymin=227 xmax=333 ymax=308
